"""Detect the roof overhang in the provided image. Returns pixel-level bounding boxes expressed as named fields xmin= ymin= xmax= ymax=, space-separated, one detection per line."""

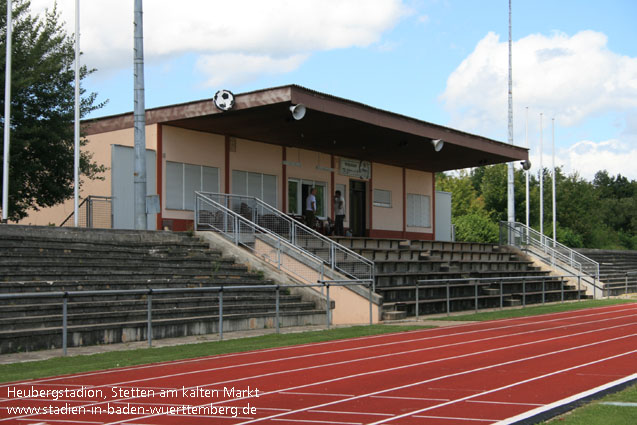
xmin=84 ymin=85 xmax=528 ymax=173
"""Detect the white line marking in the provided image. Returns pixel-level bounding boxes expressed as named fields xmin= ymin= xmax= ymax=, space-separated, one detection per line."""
xmin=366 ymin=351 xmax=637 ymax=424
xmin=308 ymin=409 xmax=393 ymax=417
xmin=495 ymin=373 xmax=637 ymax=424
xmin=280 ymin=392 xmax=355 ymax=397
xmin=271 ymin=419 xmax=363 ymax=425
xmin=413 ymin=415 xmax=498 ymax=422
xmin=371 ymin=395 xmax=449 ymax=402
xmin=230 ymin=333 xmax=637 ymax=424
xmin=600 ymin=401 xmax=637 ymax=407
xmin=467 ymin=400 xmax=543 ymax=407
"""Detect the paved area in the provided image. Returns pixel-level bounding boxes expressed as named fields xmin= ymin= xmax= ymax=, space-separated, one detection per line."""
xmin=0 ymin=319 xmax=465 ymax=365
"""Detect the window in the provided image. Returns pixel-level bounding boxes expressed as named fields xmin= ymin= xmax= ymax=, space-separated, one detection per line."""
xmin=373 ymin=189 xmax=392 ymax=208
xmin=288 ymin=179 xmax=327 ymax=217
xmin=166 ymin=162 xmax=219 ymax=210
xmin=407 ymin=193 xmax=431 ymax=227
xmin=231 ymin=170 xmax=277 ymax=207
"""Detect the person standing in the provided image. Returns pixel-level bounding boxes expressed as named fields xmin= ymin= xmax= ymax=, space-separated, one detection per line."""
xmin=334 ymin=190 xmax=345 ymax=236
xmin=305 ymin=188 xmax=317 ymax=228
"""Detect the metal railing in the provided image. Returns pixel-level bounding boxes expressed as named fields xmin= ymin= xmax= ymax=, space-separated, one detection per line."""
xmin=195 ymin=192 xmax=374 ymax=283
xmin=409 ymin=274 xmax=586 ymax=318
xmin=0 ymin=281 xmax=374 ymax=356
xmin=60 ymin=196 xmax=113 ymax=228
xmin=599 ymin=271 xmax=637 ymax=297
xmin=500 ymin=221 xmax=600 ymax=289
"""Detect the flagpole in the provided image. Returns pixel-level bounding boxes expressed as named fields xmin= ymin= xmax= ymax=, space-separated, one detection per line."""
xmin=525 ymin=107 xmax=529 ymax=228
xmin=2 ymin=0 xmax=12 ymax=223
xmin=74 ymin=0 xmax=80 ymax=226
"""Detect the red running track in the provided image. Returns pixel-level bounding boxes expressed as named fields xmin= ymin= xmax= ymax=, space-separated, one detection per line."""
xmin=1 ymin=303 xmax=636 ymax=425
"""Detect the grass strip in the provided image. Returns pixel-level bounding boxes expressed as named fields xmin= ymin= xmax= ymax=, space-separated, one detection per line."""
xmin=430 ymin=299 xmax=636 ymax=322
xmin=545 ymin=383 xmax=637 ymax=424
xmin=0 ymin=324 xmax=430 ymax=384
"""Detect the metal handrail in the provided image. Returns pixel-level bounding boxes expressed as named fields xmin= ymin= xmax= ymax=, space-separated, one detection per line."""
xmin=195 ymin=192 xmax=374 ymax=282
xmin=500 ymin=221 xmax=600 ymax=287
xmin=0 ymin=281 xmax=374 ymax=355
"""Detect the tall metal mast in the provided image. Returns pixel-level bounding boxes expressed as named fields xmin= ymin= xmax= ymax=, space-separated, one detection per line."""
xmin=507 ymin=0 xmax=515 ymax=224
xmin=133 ymin=0 xmax=147 ymax=229
xmin=2 ymin=0 xmax=12 ymax=223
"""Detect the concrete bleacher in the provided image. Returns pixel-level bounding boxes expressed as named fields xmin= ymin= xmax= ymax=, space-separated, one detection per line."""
xmin=333 ymin=237 xmax=586 ymax=318
xmin=0 ymin=225 xmax=324 ymax=354
xmin=577 ymin=248 xmax=637 ymax=295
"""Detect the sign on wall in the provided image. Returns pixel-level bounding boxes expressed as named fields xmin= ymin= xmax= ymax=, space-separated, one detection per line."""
xmin=339 ymin=158 xmax=371 ymax=180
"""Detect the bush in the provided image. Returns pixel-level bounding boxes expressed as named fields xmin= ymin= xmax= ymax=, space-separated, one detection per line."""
xmin=453 ymin=213 xmax=499 ymax=243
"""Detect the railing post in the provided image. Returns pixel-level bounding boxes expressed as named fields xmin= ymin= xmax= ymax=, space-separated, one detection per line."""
xmin=522 ymin=278 xmax=526 ymax=308
xmin=577 ymin=275 xmax=581 ymax=301
xmin=560 ymin=278 xmax=564 ymax=303
xmin=277 ymin=238 xmax=282 ymax=270
xmin=275 ymin=285 xmax=280 ymax=334
xmin=368 ymin=281 xmax=373 ymax=326
xmin=330 ymin=244 xmax=336 ymax=270
xmin=326 ymin=283 xmax=331 ymax=329
xmin=62 ymin=293 xmax=68 ymax=356
xmin=446 ymin=280 xmax=450 ymax=317
xmin=500 ymin=279 xmax=503 ymax=310
xmin=474 ymin=280 xmax=478 ymax=313
xmin=234 ymin=216 xmax=239 ymax=245
xmin=542 ymin=277 xmax=546 ymax=304
xmin=415 ymin=281 xmax=419 ymax=320
xmin=194 ymin=197 xmax=199 ymax=231
xmin=147 ymin=289 xmax=153 ymax=347
xmin=626 ymin=272 xmax=629 ymax=295
xmin=219 ymin=287 xmax=224 ymax=340
xmin=87 ymin=197 xmax=92 ymax=228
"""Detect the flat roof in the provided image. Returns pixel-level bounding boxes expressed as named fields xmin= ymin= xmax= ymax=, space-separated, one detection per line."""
xmin=84 ymin=84 xmax=528 ymax=172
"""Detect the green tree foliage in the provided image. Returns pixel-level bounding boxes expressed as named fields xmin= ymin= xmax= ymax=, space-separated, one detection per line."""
xmin=0 ymin=0 xmax=105 ymax=221
xmin=437 ymin=166 xmax=637 ymax=249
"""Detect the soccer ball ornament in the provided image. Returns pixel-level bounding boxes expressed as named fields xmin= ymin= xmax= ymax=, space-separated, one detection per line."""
xmin=213 ymin=89 xmax=235 ymax=111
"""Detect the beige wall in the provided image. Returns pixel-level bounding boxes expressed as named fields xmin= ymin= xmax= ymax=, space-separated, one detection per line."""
xmin=405 ymin=168 xmax=434 ymax=233
xmin=162 ymin=126 xmax=225 ymax=221
xmin=231 ymin=138 xmax=283 ymax=208
xmin=18 ymin=125 xmax=157 ymax=226
xmin=371 ymin=162 xmax=403 ymax=232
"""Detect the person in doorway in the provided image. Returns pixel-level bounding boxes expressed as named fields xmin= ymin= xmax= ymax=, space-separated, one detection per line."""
xmin=305 ymin=188 xmax=317 ymax=228
xmin=334 ymin=190 xmax=345 ymax=236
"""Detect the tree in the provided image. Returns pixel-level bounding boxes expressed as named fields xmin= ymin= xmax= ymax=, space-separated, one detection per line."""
xmin=1 ymin=0 xmax=105 ymax=221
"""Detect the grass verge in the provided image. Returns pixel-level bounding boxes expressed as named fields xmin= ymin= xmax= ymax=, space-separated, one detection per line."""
xmin=545 ymin=382 xmax=637 ymax=424
xmin=430 ymin=299 xmax=636 ymax=322
xmin=0 ymin=324 xmax=430 ymax=384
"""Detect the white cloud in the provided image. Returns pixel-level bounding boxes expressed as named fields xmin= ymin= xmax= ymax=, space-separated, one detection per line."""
xmin=441 ymin=30 xmax=637 ymax=180
xmin=30 ymin=0 xmax=407 ymax=84
xmin=441 ymin=30 xmax=637 ymax=134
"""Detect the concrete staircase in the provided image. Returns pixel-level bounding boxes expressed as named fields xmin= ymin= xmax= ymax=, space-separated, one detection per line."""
xmin=577 ymin=248 xmax=637 ymax=295
xmin=333 ymin=237 xmax=586 ymax=319
xmin=0 ymin=225 xmax=324 ymax=354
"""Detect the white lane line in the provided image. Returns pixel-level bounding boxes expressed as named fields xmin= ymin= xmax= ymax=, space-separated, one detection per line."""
xmin=308 ymin=409 xmax=393 ymax=417
xmin=368 ymin=351 xmax=637 ymax=424
xmin=271 ymin=419 xmax=363 ymax=425
xmin=371 ymin=395 xmax=449 ymax=402
xmin=280 ymin=392 xmax=355 ymax=397
xmin=227 ymin=333 xmax=637 ymax=424
xmin=413 ymin=415 xmax=498 ymax=422
xmin=467 ymin=400 xmax=543 ymax=407
xmin=600 ymin=402 xmax=637 ymax=407
xmin=5 ymin=303 xmax=633 ymax=387
xmin=495 ymin=373 xmax=637 ymax=424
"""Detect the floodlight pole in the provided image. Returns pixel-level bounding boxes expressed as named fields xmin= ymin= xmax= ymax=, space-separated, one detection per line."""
xmin=73 ymin=0 xmax=80 ymax=226
xmin=525 ymin=107 xmax=529 ymax=228
xmin=133 ymin=0 xmax=147 ymax=230
xmin=539 ymin=113 xmax=544 ymax=237
xmin=552 ymin=118 xmax=556 ymax=246
xmin=506 ymin=0 xmax=515 ymax=225
xmin=2 ymin=0 xmax=12 ymax=223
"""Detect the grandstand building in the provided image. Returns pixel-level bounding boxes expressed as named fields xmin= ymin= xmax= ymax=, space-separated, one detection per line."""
xmin=20 ymin=85 xmax=528 ymax=237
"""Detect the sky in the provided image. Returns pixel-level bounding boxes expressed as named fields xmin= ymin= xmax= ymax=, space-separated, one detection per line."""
xmin=29 ymin=0 xmax=637 ymax=181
